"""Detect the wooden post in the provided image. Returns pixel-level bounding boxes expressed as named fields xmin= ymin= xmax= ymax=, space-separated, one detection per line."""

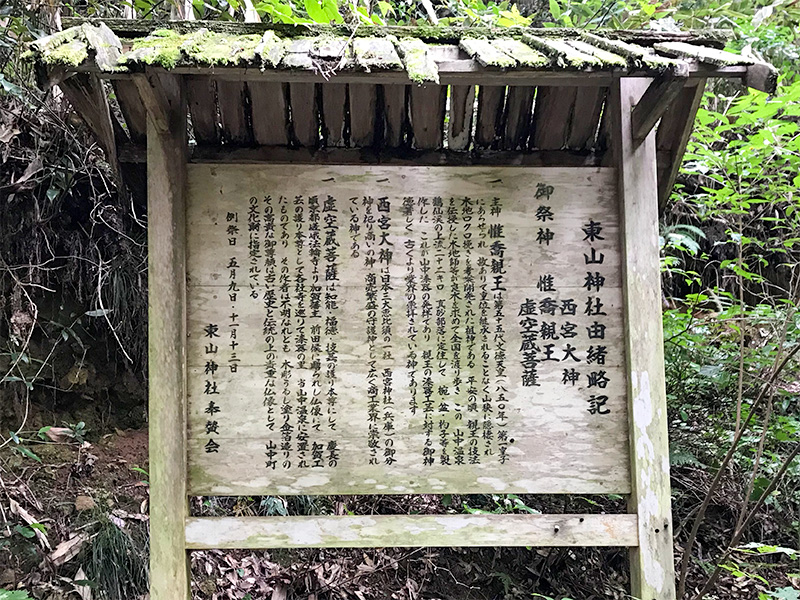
xmin=610 ymin=76 xmax=676 ymax=600
xmin=145 ymin=71 xmax=190 ymax=600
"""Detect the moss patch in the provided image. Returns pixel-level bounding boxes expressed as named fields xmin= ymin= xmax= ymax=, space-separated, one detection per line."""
xmin=393 ymin=37 xmax=439 ymax=84
xmin=521 ymin=34 xmax=603 ymax=69
xmin=182 ymin=29 xmax=264 ymax=65
xmin=459 ymin=38 xmax=516 ymax=69
xmin=492 ymin=39 xmax=548 ymax=68
xmin=122 ymin=28 xmax=184 ymax=68
xmin=43 ymin=38 xmax=89 ymax=67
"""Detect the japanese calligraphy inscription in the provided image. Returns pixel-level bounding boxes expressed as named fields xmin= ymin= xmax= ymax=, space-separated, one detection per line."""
xmin=185 ymin=165 xmax=630 ymax=496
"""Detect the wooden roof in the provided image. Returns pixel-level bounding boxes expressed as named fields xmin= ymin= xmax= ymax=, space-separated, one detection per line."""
xmin=28 ymin=20 xmax=777 ymax=209
xmin=32 ymin=20 xmax=775 ymax=89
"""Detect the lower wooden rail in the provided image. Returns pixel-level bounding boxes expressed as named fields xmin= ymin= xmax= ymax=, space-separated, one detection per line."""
xmin=185 ymin=514 xmax=638 ymax=549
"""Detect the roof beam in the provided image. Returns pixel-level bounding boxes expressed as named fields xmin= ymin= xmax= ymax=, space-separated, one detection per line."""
xmin=133 ymin=70 xmax=178 ymax=134
xmin=60 ymin=18 xmax=733 ymax=47
xmin=656 ymin=79 xmax=707 ymax=213
xmin=59 ymin=72 xmax=120 ymax=173
xmin=630 ymin=71 xmax=687 ymax=146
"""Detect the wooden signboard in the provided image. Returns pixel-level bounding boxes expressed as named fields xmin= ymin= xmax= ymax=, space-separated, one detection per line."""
xmin=186 ymin=165 xmax=629 ymax=496
xmin=146 ymin=78 xmax=675 ymax=600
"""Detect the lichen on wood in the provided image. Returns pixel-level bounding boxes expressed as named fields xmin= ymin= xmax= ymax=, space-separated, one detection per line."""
xmin=653 ymin=41 xmax=754 ymax=66
xmin=122 ymin=29 xmax=184 ymax=68
xmin=491 ymin=39 xmax=548 ymax=68
xmin=564 ymin=39 xmax=626 ymax=68
xmin=43 ymin=38 xmax=89 ymax=68
xmin=393 ymin=37 xmax=439 ymax=84
xmin=181 ymin=29 xmax=264 ymax=65
xmin=281 ymin=38 xmax=315 ymax=69
xmin=27 ymin=23 xmax=122 ymax=70
xmin=521 ymin=34 xmax=602 ymax=69
xmin=459 ymin=38 xmax=516 ymax=69
xmin=311 ymin=36 xmax=353 ymax=69
xmin=578 ymin=32 xmax=680 ymax=72
xmin=257 ymin=31 xmax=287 ymax=68
xmin=353 ymin=37 xmax=403 ymax=72
xmin=122 ymin=28 xmax=276 ymax=69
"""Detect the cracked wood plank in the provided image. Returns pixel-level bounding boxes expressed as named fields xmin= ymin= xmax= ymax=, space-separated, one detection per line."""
xmin=447 ymin=84 xmax=475 ymax=151
xmin=474 ymin=85 xmax=505 ymax=149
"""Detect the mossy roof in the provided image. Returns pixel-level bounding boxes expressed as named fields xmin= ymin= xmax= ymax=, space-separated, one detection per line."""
xmin=26 ymin=20 xmax=776 ymax=92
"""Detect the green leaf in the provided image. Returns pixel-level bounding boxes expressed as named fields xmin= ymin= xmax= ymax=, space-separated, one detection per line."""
xmin=376 ymin=1 xmax=394 ymax=16
xmin=0 ymin=590 xmax=34 ymax=600
xmin=13 ymin=446 xmax=42 ymax=463
xmin=304 ymin=0 xmax=330 ymax=22
xmin=548 ymin=0 xmax=561 ymax=20
xmin=0 ymin=74 xmax=25 ymax=99
xmin=769 ymin=588 xmax=800 ymax=600
xmin=13 ymin=525 xmax=35 ymax=539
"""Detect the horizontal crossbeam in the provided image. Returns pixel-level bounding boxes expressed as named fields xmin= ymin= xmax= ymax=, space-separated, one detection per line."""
xmin=185 ymin=514 xmax=639 ymax=549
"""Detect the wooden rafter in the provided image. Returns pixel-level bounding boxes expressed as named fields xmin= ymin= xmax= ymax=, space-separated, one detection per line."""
xmin=59 ymin=72 xmax=120 ymax=173
xmin=630 ymin=70 xmax=688 ymax=145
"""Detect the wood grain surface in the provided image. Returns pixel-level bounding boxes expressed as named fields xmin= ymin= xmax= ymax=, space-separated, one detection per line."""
xmin=185 ymin=165 xmax=630 ymax=496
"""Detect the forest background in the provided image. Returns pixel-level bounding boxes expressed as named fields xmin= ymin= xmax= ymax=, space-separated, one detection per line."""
xmin=1 ymin=0 xmax=799 ymax=598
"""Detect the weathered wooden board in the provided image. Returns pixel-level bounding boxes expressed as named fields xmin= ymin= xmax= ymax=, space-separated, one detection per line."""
xmin=612 ymin=77 xmax=676 ymax=600
xmin=185 ymin=165 xmax=630 ymax=496
xmin=567 ymin=87 xmax=606 ymax=151
xmin=348 ymin=84 xmax=377 ymax=147
xmin=475 ymin=86 xmax=505 ymax=149
xmin=216 ymin=80 xmax=250 ymax=145
xmin=185 ymin=514 xmax=639 ymax=549
xmin=531 ymin=87 xmax=578 ymax=150
xmin=410 ymin=85 xmax=446 ymax=149
xmin=146 ymin=72 xmax=190 ymax=600
xmin=289 ymin=82 xmax=318 ymax=147
xmin=321 ymin=83 xmax=347 ymax=147
xmin=186 ymin=77 xmax=219 ymax=145
xmin=249 ymin=82 xmax=288 ymax=146
xmin=113 ymin=80 xmax=147 ymax=143
xmin=382 ymin=84 xmax=407 ymax=148
xmin=447 ymin=85 xmax=475 ymax=151
xmin=503 ymin=86 xmax=534 ymax=151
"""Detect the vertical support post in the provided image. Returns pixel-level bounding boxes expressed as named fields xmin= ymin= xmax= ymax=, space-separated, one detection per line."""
xmin=610 ymin=76 xmax=676 ymax=600
xmin=146 ymin=72 xmax=190 ymax=600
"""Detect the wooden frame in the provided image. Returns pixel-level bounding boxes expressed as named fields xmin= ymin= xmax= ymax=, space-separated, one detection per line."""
xmin=143 ymin=72 xmax=677 ymax=600
xmin=611 ymin=76 xmax=677 ymax=600
xmin=146 ymin=71 xmax=191 ymax=600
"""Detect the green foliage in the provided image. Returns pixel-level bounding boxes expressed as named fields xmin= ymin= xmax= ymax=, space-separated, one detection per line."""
xmin=0 ymin=591 xmax=33 ymax=600
xmin=84 ymin=515 xmax=149 ymax=600
xmin=761 ymin=588 xmax=800 ymax=600
xmin=462 ymin=494 xmax=540 ymax=514
xmin=543 ymin=0 xmax=669 ymax=28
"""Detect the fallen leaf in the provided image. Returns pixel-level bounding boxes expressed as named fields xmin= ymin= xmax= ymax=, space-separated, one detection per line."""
xmin=9 ymin=499 xmax=51 ymax=551
xmin=0 ymin=125 xmax=20 ymax=144
xmin=50 ymin=533 xmax=90 ymax=566
xmin=74 ymin=566 xmax=92 ymax=600
xmin=45 ymin=426 xmax=74 ymax=443
xmin=12 ymin=156 xmax=43 ymax=187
